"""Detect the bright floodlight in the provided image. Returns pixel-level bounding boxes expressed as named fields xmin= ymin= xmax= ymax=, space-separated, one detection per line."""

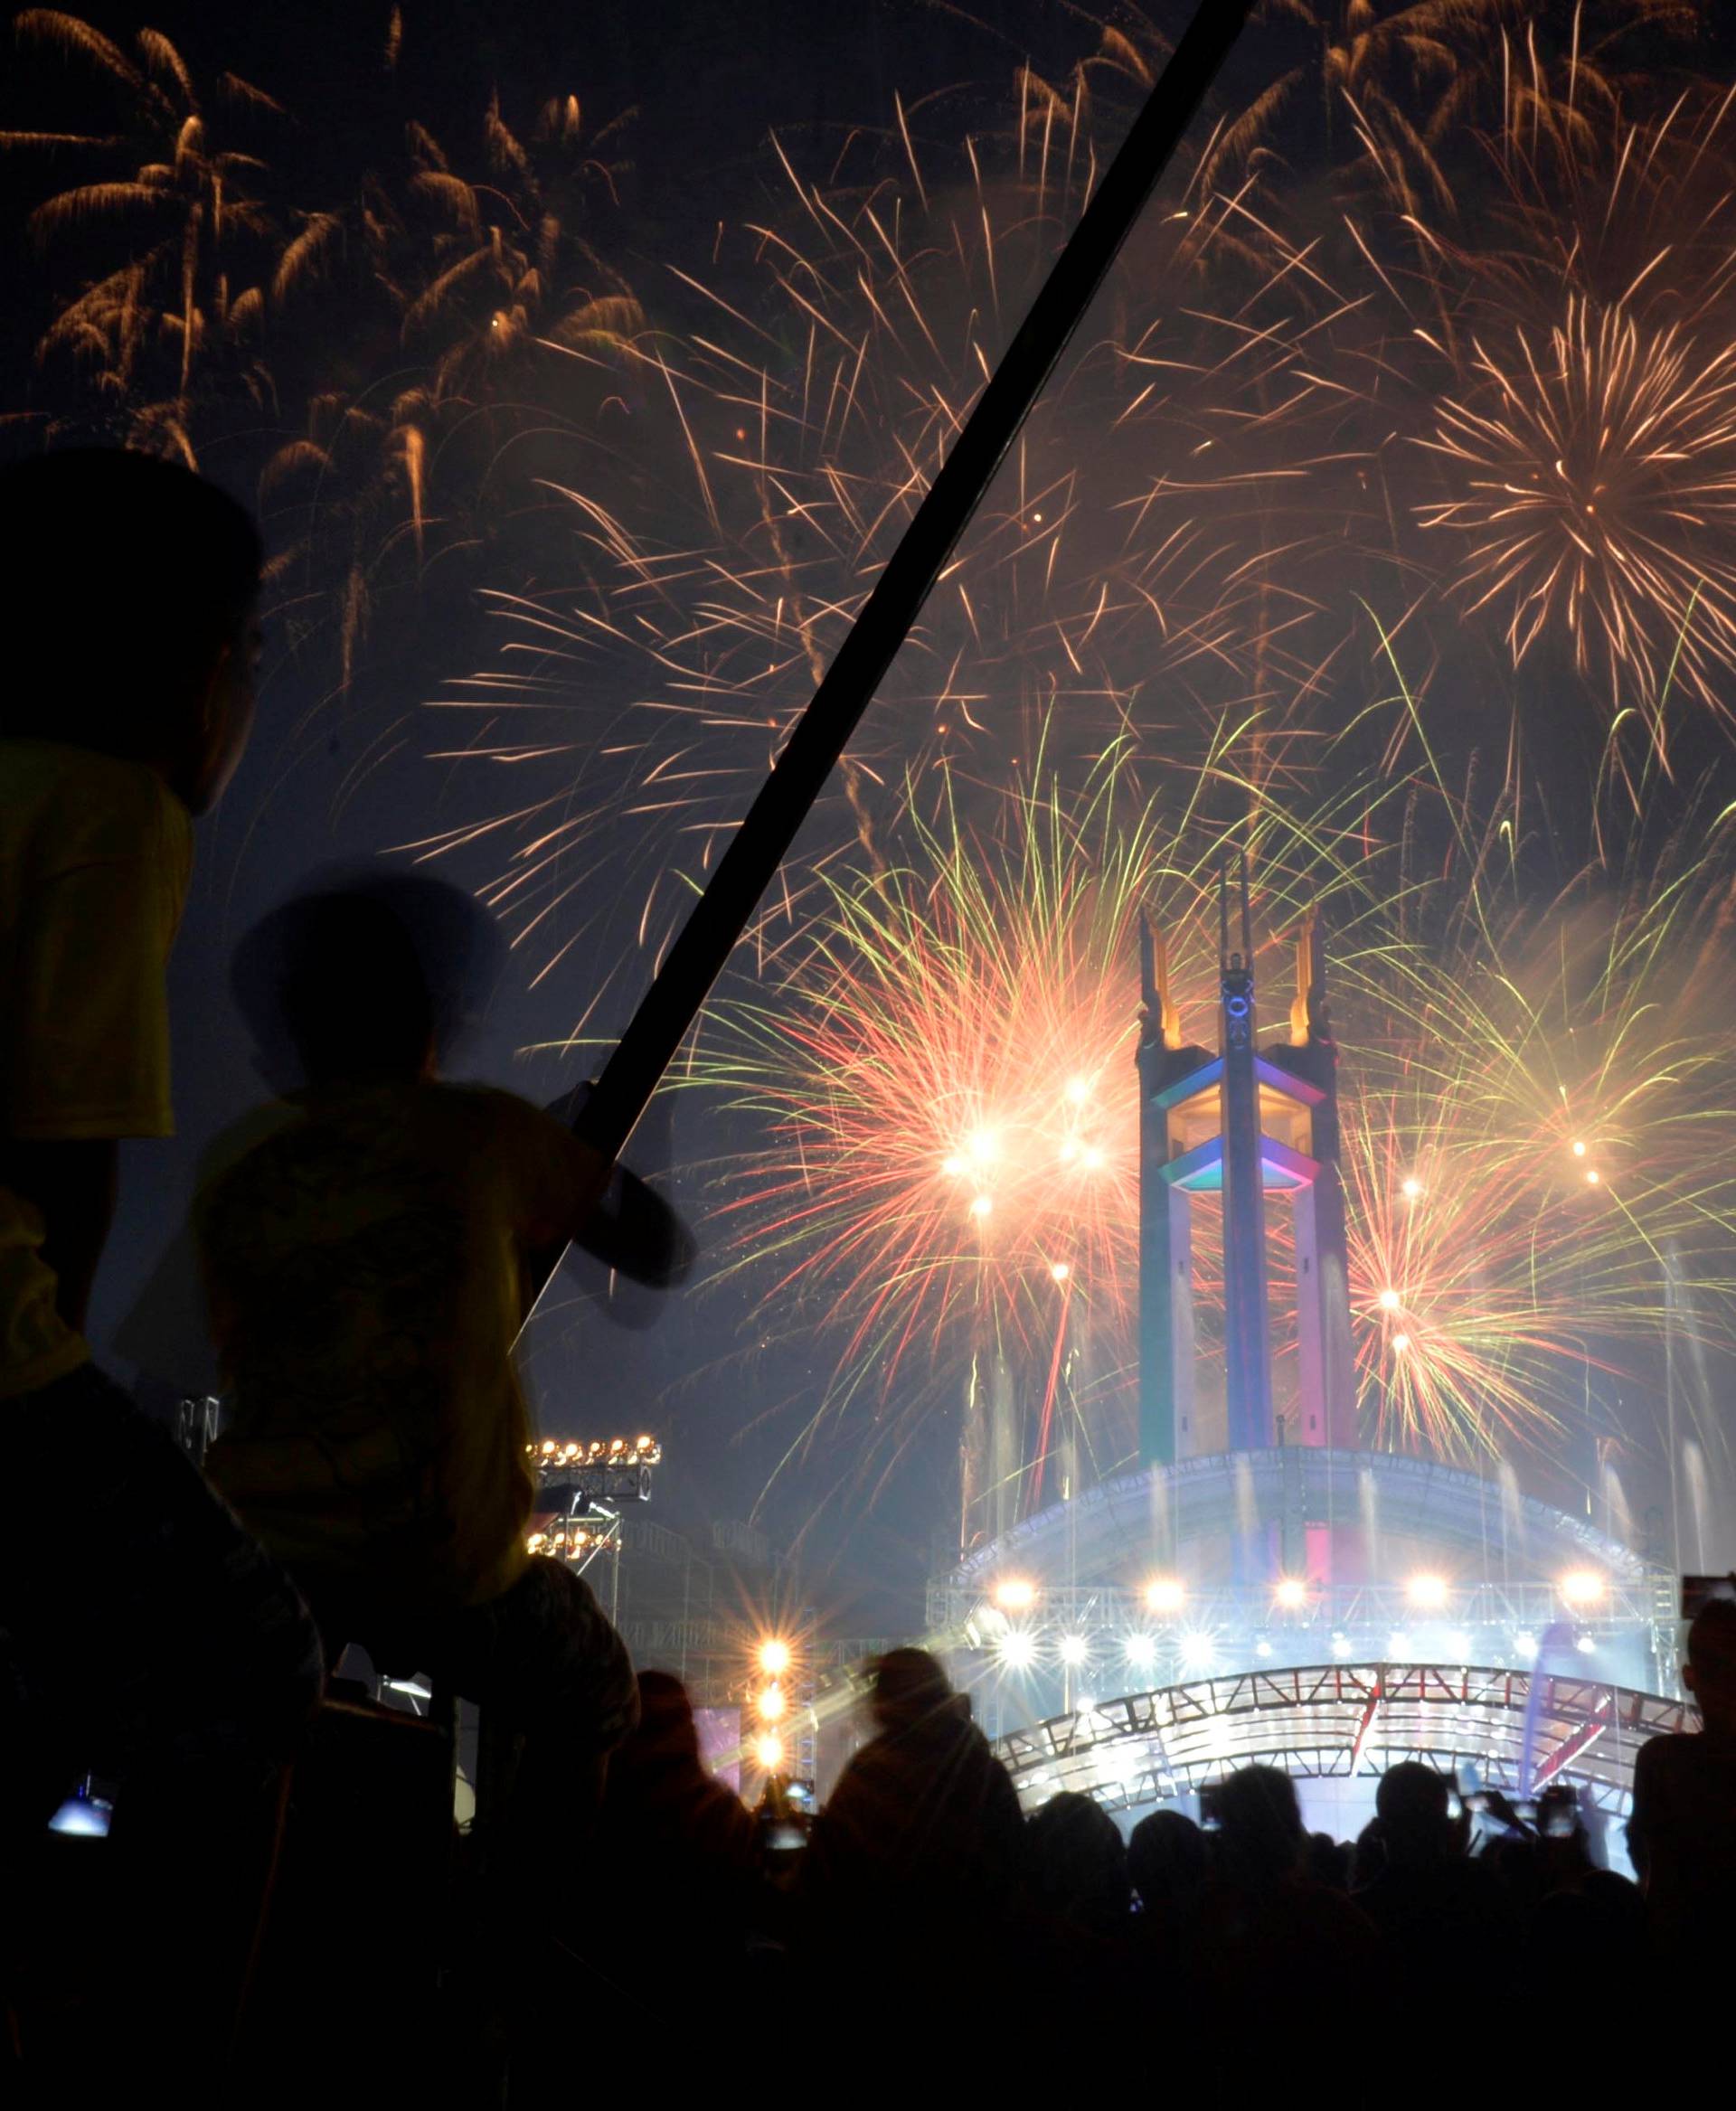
xmin=967 ymin=1127 xmax=997 ymax=1163
xmin=758 ymin=1637 xmax=792 ymax=1677
xmin=969 ymin=1193 xmax=993 ymax=1219
xmin=1180 ymin=1631 xmax=1216 ymax=1669
xmin=1058 ymin=1635 xmax=1089 ymax=1666
xmin=1254 ymin=1639 xmax=1273 ymax=1659
xmin=1330 ymin=1633 xmax=1353 ymax=1659
xmin=1145 ymin=1577 xmax=1185 ymax=1616
xmin=753 ymin=1734 xmax=785 ymax=1771
xmin=755 ymin=1683 xmax=787 ymax=1722
xmin=1571 ymin=1139 xmax=1588 ymax=1157
xmin=1560 ymin=1569 xmax=1606 ymax=1607
xmin=1377 ymin=1286 xmax=1401 ymax=1312
xmin=1514 ymin=1631 xmax=1540 ymax=1660
xmin=1585 ymin=1168 xmax=1601 ymax=1186
xmin=1576 ymin=1633 xmax=1598 ymax=1653
xmin=1065 ymin=1077 xmax=1091 ymax=1106
xmin=993 ymin=1578 xmax=1036 ymax=1613
xmin=1273 ymin=1577 xmax=1307 ymax=1609
xmin=997 ymin=1630 xmax=1035 ymax=1669
xmin=1124 ymin=1634 xmax=1156 ymax=1666
xmin=1406 ymin=1572 xmax=1448 ymax=1608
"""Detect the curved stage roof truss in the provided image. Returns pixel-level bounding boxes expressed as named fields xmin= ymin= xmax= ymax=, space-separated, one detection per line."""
xmin=950 ymin=1449 xmax=1656 ymax=1593
xmin=993 ymin=1663 xmax=1694 ymax=1818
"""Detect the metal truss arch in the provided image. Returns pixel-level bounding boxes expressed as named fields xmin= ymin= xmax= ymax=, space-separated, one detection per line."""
xmin=992 ymin=1663 xmax=1694 ymax=1820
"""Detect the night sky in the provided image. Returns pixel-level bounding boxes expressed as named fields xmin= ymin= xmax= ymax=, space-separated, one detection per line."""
xmin=7 ymin=2 xmax=1736 ymax=1627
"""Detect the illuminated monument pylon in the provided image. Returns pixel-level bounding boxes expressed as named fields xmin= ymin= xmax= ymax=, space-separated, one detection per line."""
xmin=1137 ymin=859 xmax=1356 ymax=1571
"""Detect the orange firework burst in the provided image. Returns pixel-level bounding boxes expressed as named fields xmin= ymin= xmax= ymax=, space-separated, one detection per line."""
xmin=686 ymin=749 xmax=1374 ymax=1528
xmin=1417 ymin=294 xmax=1736 ymax=724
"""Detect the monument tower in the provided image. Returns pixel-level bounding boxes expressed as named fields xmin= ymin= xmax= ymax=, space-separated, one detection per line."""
xmin=1137 ymin=862 xmax=1356 ymax=1557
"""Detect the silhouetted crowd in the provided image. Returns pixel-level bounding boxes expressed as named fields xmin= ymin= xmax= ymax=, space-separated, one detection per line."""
xmin=582 ymin=1609 xmax=1736 ymax=2084
xmin=4 ymin=447 xmax=1733 ymax=2104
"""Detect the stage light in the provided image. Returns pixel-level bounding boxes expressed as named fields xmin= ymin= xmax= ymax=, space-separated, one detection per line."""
xmin=1255 ymin=1639 xmax=1273 ymax=1659
xmin=1576 ymin=1633 xmax=1598 ymax=1654
xmin=997 ymin=1630 xmax=1035 ymax=1670
xmin=1145 ymin=1578 xmax=1185 ymax=1615
xmin=1058 ymin=1635 xmax=1089 ymax=1667
xmin=1377 ymin=1287 xmax=1401 ymax=1312
xmin=753 ymin=1734 xmax=785 ymax=1772
xmin=1330 ymin=1633 xmax=1352 ymax=1659
xmin=1180 ymin=1632 xmax=1216 ymax=1670
xmin=1560 ymin=1569 xmax=1606 ymax=1607
xmin=1124 ymin=1634 xmax=1156 ymax=1666
xmin=1514 ymin=1631 xmax=1540 ymax=1660
xmin=1406 ymin=1572 xmax=1448 ymax=1608
xmin=1273 ymin=1577 xmax=1307 ymax=1609
xmin=758 ymin=1637 xmax=792 ymax=1676
xmin=755 ymin=1684 xmax=786 ymax=1722
xmin=993 ymin=1578 xmax=1036 ymax=1613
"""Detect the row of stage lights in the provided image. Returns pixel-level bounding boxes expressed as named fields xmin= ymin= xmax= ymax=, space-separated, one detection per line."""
xmin=525 ymin=1521 xmax=615 ymax=1560
xmin=987 ymin=1623 xmax=1600 ymax=1679
xmin=747 ymin=1636 xmax=795 ymax=1776
xmin=528 ymin=1435 xmax=663 ymax=1468
xmin=984 ymin=1569 xmax=1612 ymax=1681
xmin=990 ymin=1567 xmax=1610 ymax=1619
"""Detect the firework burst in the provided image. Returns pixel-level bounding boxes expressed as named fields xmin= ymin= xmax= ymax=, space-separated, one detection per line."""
xmin=685 ymin=744 xmax=1385 ymax=1531
xmin=1417 ymin=296 xmax=1736 ymax=724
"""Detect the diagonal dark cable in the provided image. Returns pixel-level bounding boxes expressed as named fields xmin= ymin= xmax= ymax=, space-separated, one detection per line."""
xmin=533 ymin=0 xmax=1256 ymax=1316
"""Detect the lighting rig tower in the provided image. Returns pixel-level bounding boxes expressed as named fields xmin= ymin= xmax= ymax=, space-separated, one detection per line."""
xmin=526 ymin=1436 xmax=662 ymax=1620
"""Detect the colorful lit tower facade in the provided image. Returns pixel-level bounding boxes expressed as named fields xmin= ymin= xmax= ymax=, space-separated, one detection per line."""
xmin=1137 ymin=862 xmax=1356 ymax=1506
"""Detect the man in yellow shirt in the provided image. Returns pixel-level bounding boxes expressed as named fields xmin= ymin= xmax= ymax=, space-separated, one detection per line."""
xmin=0 ymin=452 xmax=322 ymax=2080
